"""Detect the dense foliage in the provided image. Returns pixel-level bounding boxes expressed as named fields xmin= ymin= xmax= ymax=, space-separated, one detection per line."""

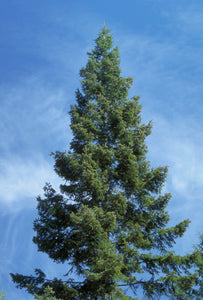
xmin=195 ymin=234 xmax=203 ymax=299
xmin=11 ymin=27 xmax=201 ymax=299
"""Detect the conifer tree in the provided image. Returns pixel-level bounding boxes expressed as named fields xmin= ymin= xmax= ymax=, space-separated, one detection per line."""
xmin=195 ymin=234 xmax=203 ymax=299
xmin=11 ymin=27 xmax=200 ymax=299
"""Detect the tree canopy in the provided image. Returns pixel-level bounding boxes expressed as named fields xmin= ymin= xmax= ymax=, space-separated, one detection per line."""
xmin=11 ymin=27 xmax=201 ymax=299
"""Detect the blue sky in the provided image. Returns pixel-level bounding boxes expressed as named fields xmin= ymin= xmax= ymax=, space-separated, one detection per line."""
xmin=0 ymin=1 xmax=203 ymax=299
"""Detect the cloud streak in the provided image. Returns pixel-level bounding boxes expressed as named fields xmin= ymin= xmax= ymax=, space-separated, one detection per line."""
xmin=0 ymin=76 xmax=71 ymax=209
xmin=0 ymin=156 xmax=61 ymax=207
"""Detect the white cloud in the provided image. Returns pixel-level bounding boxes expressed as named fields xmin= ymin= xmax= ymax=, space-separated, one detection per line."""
xmin=0 ymin=155 xmax=62 ymax=209
xmin=0 ymin=76 xmax=71 ymax=210
xmin=145 ymin=114 xmax=203 ymax=251
xmin=0 ymin=76 xmax=70 ymax=151
xmin=169 ymin=141 xmax=203 ymax=196
xmin=147 ymin=114 xmax=203 ymax=197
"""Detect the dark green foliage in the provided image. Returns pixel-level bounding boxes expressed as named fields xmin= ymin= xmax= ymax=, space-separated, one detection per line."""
xmin=11 ymin=27 xmax=201 ymax=299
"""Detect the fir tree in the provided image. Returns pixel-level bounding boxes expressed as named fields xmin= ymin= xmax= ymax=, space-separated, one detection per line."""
xmin=11 ymin=27 xmax=200 ymax=299
xmin=194 ymin=234 xmax=203 ymax=299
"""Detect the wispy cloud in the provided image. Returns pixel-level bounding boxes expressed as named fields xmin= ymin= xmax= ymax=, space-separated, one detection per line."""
xmin=0 ymin=76 xmax=71 ymax=209
xmin=0 ymin=155 xmax=62 ymax=209
xmin=148 ymin=115 xmax=203 ymax=198
xmin=145 ymin=114 xmax=203 ymax=252
xmin=0 ymin=76 xmax=70 ymax=151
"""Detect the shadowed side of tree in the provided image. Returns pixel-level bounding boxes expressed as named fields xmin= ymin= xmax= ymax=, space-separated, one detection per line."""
xmin=11 ymin=27 xmax=201 ymax=299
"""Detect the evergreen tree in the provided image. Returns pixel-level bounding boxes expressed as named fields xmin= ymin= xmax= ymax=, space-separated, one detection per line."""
xmin=11 ymin=27 xmax=200 ymax=299
xmin=194 ymin=234 xmax=203 ymax=299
